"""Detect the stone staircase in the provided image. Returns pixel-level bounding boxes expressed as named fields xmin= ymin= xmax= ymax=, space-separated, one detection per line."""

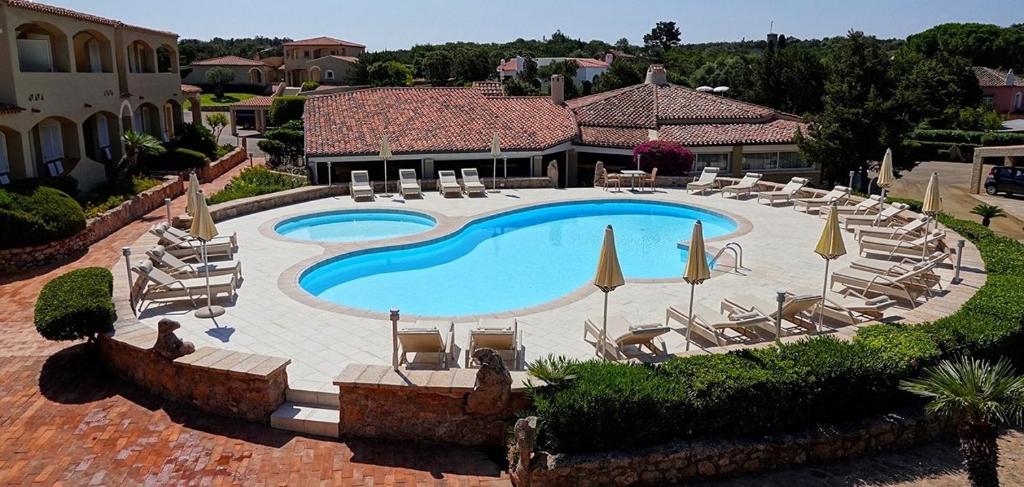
xmin=270 ymin=387 xmax=339 ymax=438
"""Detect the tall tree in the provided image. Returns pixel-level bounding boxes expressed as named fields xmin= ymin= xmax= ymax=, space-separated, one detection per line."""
xmin=593 ymin=58 xmax=647 ymax=92
xmin=894 ymin=50 xmax=983 ymax=128
xmin=205 ymin=67 xmax=235 ymax=99
xmin=643 ymin=21 xmax=682 ymax=51
xmin=421 ymin=50 xmax=453 ymax=85
xmin=539 ymin=60 xmax=581 ymax=99
xmin=452 ymin=47 xmax=492 ymax=82
xmin=367 ymin=61 xmax=413 ymax=87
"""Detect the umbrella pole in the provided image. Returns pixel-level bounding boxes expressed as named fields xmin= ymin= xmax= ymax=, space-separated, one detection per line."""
xmin=818 ymin=259 xmax=830 ymax=333
xmin=686 ymin=283 xmax=695 ymax=351
xmin=875 ymin=188 xmax=886 ymax=225
xmin=493 ymin=157 xmax=497 ymax=192
xmin=203 ymin=241 xmax=213 ymax=313
xmin=383 ymin=159 xmax=388 ymax=196
xmin=601 ymin=291 xmax=609 ymax=360
xmin=923 ymin=216 xmax=931 ymax=258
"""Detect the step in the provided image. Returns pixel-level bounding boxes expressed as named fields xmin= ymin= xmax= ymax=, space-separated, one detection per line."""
xmin=270 ymin=402 xmax=339 ymax=438
xmin=285 ymin=384 xmax=339 ymax=408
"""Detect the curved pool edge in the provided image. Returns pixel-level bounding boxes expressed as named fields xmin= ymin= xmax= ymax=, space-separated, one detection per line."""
xmin=276 ymin=196 xmax=754 ymax=321
xmin=271 ymin=208 xmax=438 ymax=243
xmin=258 ymin=206 xmax=452 ymax=246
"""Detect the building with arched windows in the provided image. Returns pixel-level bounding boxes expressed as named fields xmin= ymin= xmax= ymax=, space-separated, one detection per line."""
xmin=0 ymin=0 xmax=184 ymax=190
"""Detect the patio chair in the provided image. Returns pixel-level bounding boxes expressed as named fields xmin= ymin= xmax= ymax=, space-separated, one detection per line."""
xmin=850 ymin=250 xmax=950 ymax=290
xmin=460 ymin=168 xmax=487 ymax=196
xmin=131 ymin=261 xmax=237 ymax=310
xmin=793 ymin=186 xmax=851 ymax=213
xmin=756 ymin=177 xmax=808 ymax=205
xmin=583 ymin=313 xmax=671 ymax=359
xmin=721 ymin=292 xmax=822 ymax=333
xmin=842 ymin=203 xmax=910 ymax=230
xmin=720 ymin=172 xmax=762 ymax=199
xmin=437 ymin=170 xmax=462 ymax=197
xmin=686 ymin=167 xmax=720 ymax=195
xmin=831 ymin=263 xmax=939 ymax=307
xmin=149 ymin=224 xmax=235 ymax=261
xmin=640 ymin=167 xmax=658 ymax=191
xmin=396 ymin=321 xmax=456 ymax=368
xmin=854 ymin=216 xmax=928 ymax=242
xmin=827 ymin=295 xmax=898 ymax=322
xmin=820 ymin=195 xmax=882 ymax=218
xmin=665 ymin=302 xmax=775 ymax=347
xmin=465 ymin=318 xmax=521 ymax=369
xmin=158 ymin=222 xmax=238 ymax=248
xmin=859 ymin=229 xmax=946 ymax=260
xmin=146 ymin=245 xmax=242 ymax=281
xmin=398 ymin=169 xmax=422 ymax=198
xmin=595 ymin=167 xmax=621 ymax=191
xmin=350 ymin=170 xmax=374 ymax=200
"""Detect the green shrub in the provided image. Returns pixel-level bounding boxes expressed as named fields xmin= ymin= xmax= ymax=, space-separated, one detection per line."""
xmin=149 ymin=148 xmax=208 ymax=171
xmin=0 ymin=185 xmax=86 ymax=249
xmin=216 ymin=144 xmax=236 ymax=159
xmin=980 ymin=132 xmax=1024 ymax=146
xmin=887 ymin=196 xmax=923 ymax=212
xmin=268 ymin=96 xmax=305 ymax=126
xmin=910 ymin=129 xmax=985 ymax=144
xmin=301 ymin=80 xmax=320 ymax=91
xmin=80 ymin=177 xmax=162 ymax=218
xmin=173 ymin=122 xmax=218 ymax=159
xmin=6 ymin=175 xmax=80 ymax=197
xmin=34 ymin=267 xmax=115 ymax=341
xmin=206 ymin=167 xmax=307 ymax=205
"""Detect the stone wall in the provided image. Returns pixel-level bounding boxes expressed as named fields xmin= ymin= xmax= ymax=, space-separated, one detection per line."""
xmin=335 ymin=363 xmax=532 ymax=447
xmin=517 ymin=412 xmax=950 ymax=486
xmin=174 ymin=184 xmax=345 ymax=228
xmin=198 ymin=147 xmax=248 ymax=183
xmin=0 ymin=176 xmax=184 ymax=274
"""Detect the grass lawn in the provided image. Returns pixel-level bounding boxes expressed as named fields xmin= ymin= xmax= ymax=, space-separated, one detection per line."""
xmin=185 ymin=93 xmax=255 ymax=109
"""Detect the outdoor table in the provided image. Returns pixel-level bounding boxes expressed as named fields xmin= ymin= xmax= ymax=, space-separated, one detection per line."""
xmin=620 ymin=170 xmax=648 ymax=191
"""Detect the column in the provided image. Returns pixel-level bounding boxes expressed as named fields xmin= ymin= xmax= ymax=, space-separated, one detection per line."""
xmin=566 ymin=149 xmax=579 ymax=187
xmin=731 ymin=145 xmax=744 ymax=177
xmin=229 ymin=107 xmax=238 ymax=136
xmin=190 ymin=97 xmax=202 ymax=126
xmin=255 ymin=109 xmax=266 ymax=133
xmin=531 ymin=155 xmax=542 ymax=178
xmin=422 ymin=158 xmax=435 ymax=180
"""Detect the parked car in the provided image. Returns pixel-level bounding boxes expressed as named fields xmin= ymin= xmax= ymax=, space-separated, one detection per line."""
xmin=984 ymin=166 xmax=1024 ymax=196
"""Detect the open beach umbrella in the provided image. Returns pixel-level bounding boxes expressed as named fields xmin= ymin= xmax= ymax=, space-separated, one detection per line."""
xmin=875 ymin=148 xmax=895 ymax=224
xmin=593 ymin=225 xmax=625 ymax=359
xmin=814 ymin=203 xmax=847 ymax=331
xmin=186 ymin=171 xmax=200 ymax=216
xmin=682 ymin=221 xmax=711 ymax=351
xmin=490 ymin=132 xmax=501 ymax=192
xmin=190 ymin=190 xmax=224 ymax=319
xmin=379 ymin=135 xmax=393 ymax=196
xmin=921 ymin=172 xmax=943 ymax=256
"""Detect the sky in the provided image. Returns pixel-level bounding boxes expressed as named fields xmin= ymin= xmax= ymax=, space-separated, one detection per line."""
xmin=50 ymin=0 xmax=1022 ymax=49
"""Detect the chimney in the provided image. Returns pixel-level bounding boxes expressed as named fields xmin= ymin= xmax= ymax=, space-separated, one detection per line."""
xmin=1007 ymin=69 xmax=1016 ymax=87
xmin=766 ymin=32 xmax=779 ymax=46
xmin=645 ymin=64 xmax=668 ymax=86
xmin=550 ymin=75 xmax=565 ymax=105
xmin=604 ymin=52 xmax=614 ymax=65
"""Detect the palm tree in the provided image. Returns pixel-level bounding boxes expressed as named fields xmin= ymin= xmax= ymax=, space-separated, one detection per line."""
xmin=970 ymin=204 xmax=1007 ymax=227
xmin=901 ymin=357 xmax=1024 ymax=487
xmin=120 ymin=130 xmax=165 ymax=177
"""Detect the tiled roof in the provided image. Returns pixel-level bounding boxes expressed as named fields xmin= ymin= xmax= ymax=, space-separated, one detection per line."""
xmin=578 ymin=127 xmax=651 ymax=148
xmin=230 ymin=96 xmax=275 ymax=108
xmin=658 ymin=119 xmax=806 ymax=147
xmin=0 ymin=103 xmax=25 ymax=115
xmin=655 ymin=85 xmax=774 ymax=121
xmin=285 ymin=36 xmax=365 ymax=48
xmin=472 ymin=81 xmax=504 ymax=97
xmin=305 ymin=87 xmax=577 ymax=157
xmin=180 ymin=84 xmax=202 ymax=94
xmin=192 ymin=56 xmax=265 ymax=67
xmin=972 ymin=66 xmax=1024 ymax=87
xmin=567 ymin=84 xmax=658 ymax=128
xmin=574 ymin=58 xmax=609 ymax=68
xmin=320 ymin=55 xmax=359 ymax=63
xmin=497 ymin=59 xmax=517 ymax=73
xmin=3 ymin=0 xmax=177 ymax=37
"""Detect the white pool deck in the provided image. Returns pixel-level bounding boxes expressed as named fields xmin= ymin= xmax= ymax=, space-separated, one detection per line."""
xmin=123 ymin=187 xmax=979 ymax=390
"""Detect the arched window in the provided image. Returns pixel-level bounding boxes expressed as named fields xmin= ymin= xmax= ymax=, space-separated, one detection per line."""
xmin=1015 ymin=92 xmax=1023 ymax=110
xmin=38 ymin=119 xmax=65 ymax=176
xmin=325 ymin=69 xmax=335 ymax=80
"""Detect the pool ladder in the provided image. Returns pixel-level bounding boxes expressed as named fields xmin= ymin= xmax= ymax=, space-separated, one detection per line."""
xmin=710 ymin=242 xmax=748 ymax=274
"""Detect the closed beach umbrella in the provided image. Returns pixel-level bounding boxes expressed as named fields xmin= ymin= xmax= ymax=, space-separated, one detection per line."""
xmin=190 ymin=191 xmax=224 ymax=319
xmin=186 ymin=171 xmax=200 ymax=216
xmin=921 ymin=172 xmax=942 ymax=255
xmin=875 ymin=148 xmax=895 ymax=224
xmin=490 ymin=132 xmax=501 ymax=192
xmin=593 ymin=225 xmax=625 ymax=359
xmin=814 ymin=204 xmax=847 ymax=331
xmin=379 ymin=135 xmax=393 ymax=196
xmin=682 ymin=221 xmax=711 ymax=350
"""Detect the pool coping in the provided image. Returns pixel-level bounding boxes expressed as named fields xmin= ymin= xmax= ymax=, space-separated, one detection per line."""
xmin=272 ymin=194 xmax=753 ymax=321
xmin=263 ymin=207 xmax=442 ymax=245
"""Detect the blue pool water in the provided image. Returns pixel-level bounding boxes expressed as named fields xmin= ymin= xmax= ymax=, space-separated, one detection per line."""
xmin=275 ymin=210 xmax=436 ymax=242
xmin=300 ymin=200 xmax=737 ymax=316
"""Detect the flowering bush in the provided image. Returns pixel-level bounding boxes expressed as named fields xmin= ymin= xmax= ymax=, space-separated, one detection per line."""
xmin=632 ymin=140 xmax=694 ymax=176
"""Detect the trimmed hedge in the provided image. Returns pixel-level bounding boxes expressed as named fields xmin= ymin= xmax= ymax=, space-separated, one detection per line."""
xmin=980 ymin=132 xmax=1024 ymax=147
xmin=148 ymin=147 xmax=208 ymax=171
xmin=206 ymin=166 xmax=307 ymax=205
xmin=0 ymin=185 xmax=86 ymax=249
xmin=529 ymin=213 xmax=1024 ymax=454
xmin=268 ymin=96 xmax=305 ymax=126
xmin=34 ymin=267 xmax=115 ymax=341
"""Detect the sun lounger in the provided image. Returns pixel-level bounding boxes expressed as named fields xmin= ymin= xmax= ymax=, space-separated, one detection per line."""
xmin=821 ymin=195 xmax=881 ymax=218
xmin=793 ymin=186 xmax=851 ymax=213
xmin=721 ymin=292 xmax=822 ymax=332
xmin=850 ymin=250 xmax=949 ymax=289
xmin=149 ymin=224 xmax=235 ymax=261
xmin=854 ymin=216 xmax=928 ymax=242
xmin=831 ymin=264 xmax=939 ymax=307
xmin=158 ymin=222 xmax=237 ymax=248
xmin=146 ymin=245 xmax=242 ymax=281
xmin=350 ymin=170 xmax=374 ymax=200
xmin=465 ymin=318 xmax=521 ymax=369
xmin=437 ymin=170 xmax=462 ymax=197
xmin=828 ymin=296 xmax=898 ymax=322
xmin=757 ymin=177 xmax=809 ymax=205
xmin=460 ymin=168 xmax=487 ymax=196
xmin=584 ymin=313 xmax=671 ymax=359
xmin=665 ymin=302 xmax=775 ymax=347
xmin=397 ymin=321 xmax=456 ymax=368
xmin=131 ymin=261 xmax=237 ymax=310
xmin=842 ymin=203 xmax=909 ymax=230
xmin=859 ymin=230 xmax=946 ymax=260
xmin=686 ymin=167 xmax=720 ymax=195
xmin=720 ymin=172 xmax=762 ymax=199
xmin=398 ymin=169 xmax=422 ymax=198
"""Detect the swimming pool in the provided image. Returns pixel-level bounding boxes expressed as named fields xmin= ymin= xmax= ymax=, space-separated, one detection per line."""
xmin=275 ymin=210 xmax=436 ymax=243
xmin=299 ymin=200 xmax=737 ymax=316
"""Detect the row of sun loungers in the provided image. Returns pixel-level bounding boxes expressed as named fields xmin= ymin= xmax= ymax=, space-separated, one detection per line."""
xmin=395 ymin=319 xmax=522 ymax=369
xmin=349 ymin=168 xmax=489 ymax=200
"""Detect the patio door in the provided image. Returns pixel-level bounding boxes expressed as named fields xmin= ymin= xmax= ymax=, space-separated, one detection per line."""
xmin=0 ymin=131 xmax=10 ymax=177
xmin=88 ymin=39 xmax=102 ymax=72
xmin=96 ymin=115 xmax=111 ymax=160
xmin=39 ymin=121 xmax=64 ymax=163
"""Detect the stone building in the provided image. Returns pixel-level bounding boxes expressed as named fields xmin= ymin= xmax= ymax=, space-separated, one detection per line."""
xmin=283 ymin=36 xmax=364 ymax=86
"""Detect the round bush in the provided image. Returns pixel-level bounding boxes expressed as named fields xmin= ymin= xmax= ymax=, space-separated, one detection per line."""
xmin=0 ymin=186 xmax=86 ymax=249
xmin=632 ymin=140 xmax=694 ymax=176
xmin=34 ymin=267 xmax=115 ymax=341
xmin=148 ymin=148 xmax=208 ymax=171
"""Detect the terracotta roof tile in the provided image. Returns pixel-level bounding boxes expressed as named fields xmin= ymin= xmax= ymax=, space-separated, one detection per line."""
xmin=192 ymin=56 xmax=265 ymax=67
xmin=230 ymin=96 xmax=275 ymax=108
xmin=655 ymin=85 xmax=774 ymax=121
xmin=180 ymin=84 xmax=202 ymax=94
xmin=305 ymin=87 xmax=577 ymax=157
xmin=567 ymin=84 xmax=657 ymax=128
xmin=658 ymin=119 xmax=807 ymax=147
xmin=578 ymin=127 xmax=651 ymax=147
xmin=573 ymin=58 xmax=609 ymax=68
xmin=472 ymin=81 xmax=504 ymax=97
xmin=497 ymin=59 xmax=517 ymax=73
xmin=4 ymin=0 xmax=177 ymax=37
xmin=972 ymin=66 xmax=1024 ymax=87
xmin=285 ymin=36 xmax=364 ymax=48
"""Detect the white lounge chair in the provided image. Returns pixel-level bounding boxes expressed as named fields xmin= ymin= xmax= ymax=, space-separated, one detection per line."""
xmin=842 ymin=203 xmax=909 ymax=230
xmin=398 ymin=169 xmax=422 ymax=198
xmin=148 ymin=224 xmax=235 ymax=261
xmin=831 ymin=264 xmax=939 ymax=307
xmin=465 ymin=318 xmax=521 ymax=369
xmin=793 ymin=186 xmax=851 ymax=213
xmin=584 ymin=313 xmax=671 ymax=360
xmin=721 ymin=293 xmax=823 ymax=333
xmin=460 ymin=168 xmax=487 ymax=196
xmin=850 ymin=251 xmax=949 ymax=290
xmin=396 ymin=321 xmax=456 ymax=368
xmin=821 ymin=195 xmax=881 ymax=218
xmin=720 ymin=172 xmax=763 ymax=199
xmin=666 ymin=302 xmax=775 ymax=347
xmin=854 ymin=216 xmax=928 ymax=242
xmin=686 ymin=167 xmax=720 ymax=195
xmin=158 ymin=222 xmax=237 ymax=248
xmin=437 ymin=170 xmax=462 ymax=197
xmin=350 ymin=170 xmax=374 ymax=200
xmin=859 ymin=230 xmax=946 ymax=260
xmin=146 ymin=245 xmax=242 ymax=281
xmin=131 ymin=261 xmax=237 ymax=310
xmin=757 ymin=177 xmax=809 ymax=205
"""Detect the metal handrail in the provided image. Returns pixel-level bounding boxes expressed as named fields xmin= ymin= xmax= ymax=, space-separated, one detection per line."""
xmin=709 ymin=241 xmax=748 ymax=273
